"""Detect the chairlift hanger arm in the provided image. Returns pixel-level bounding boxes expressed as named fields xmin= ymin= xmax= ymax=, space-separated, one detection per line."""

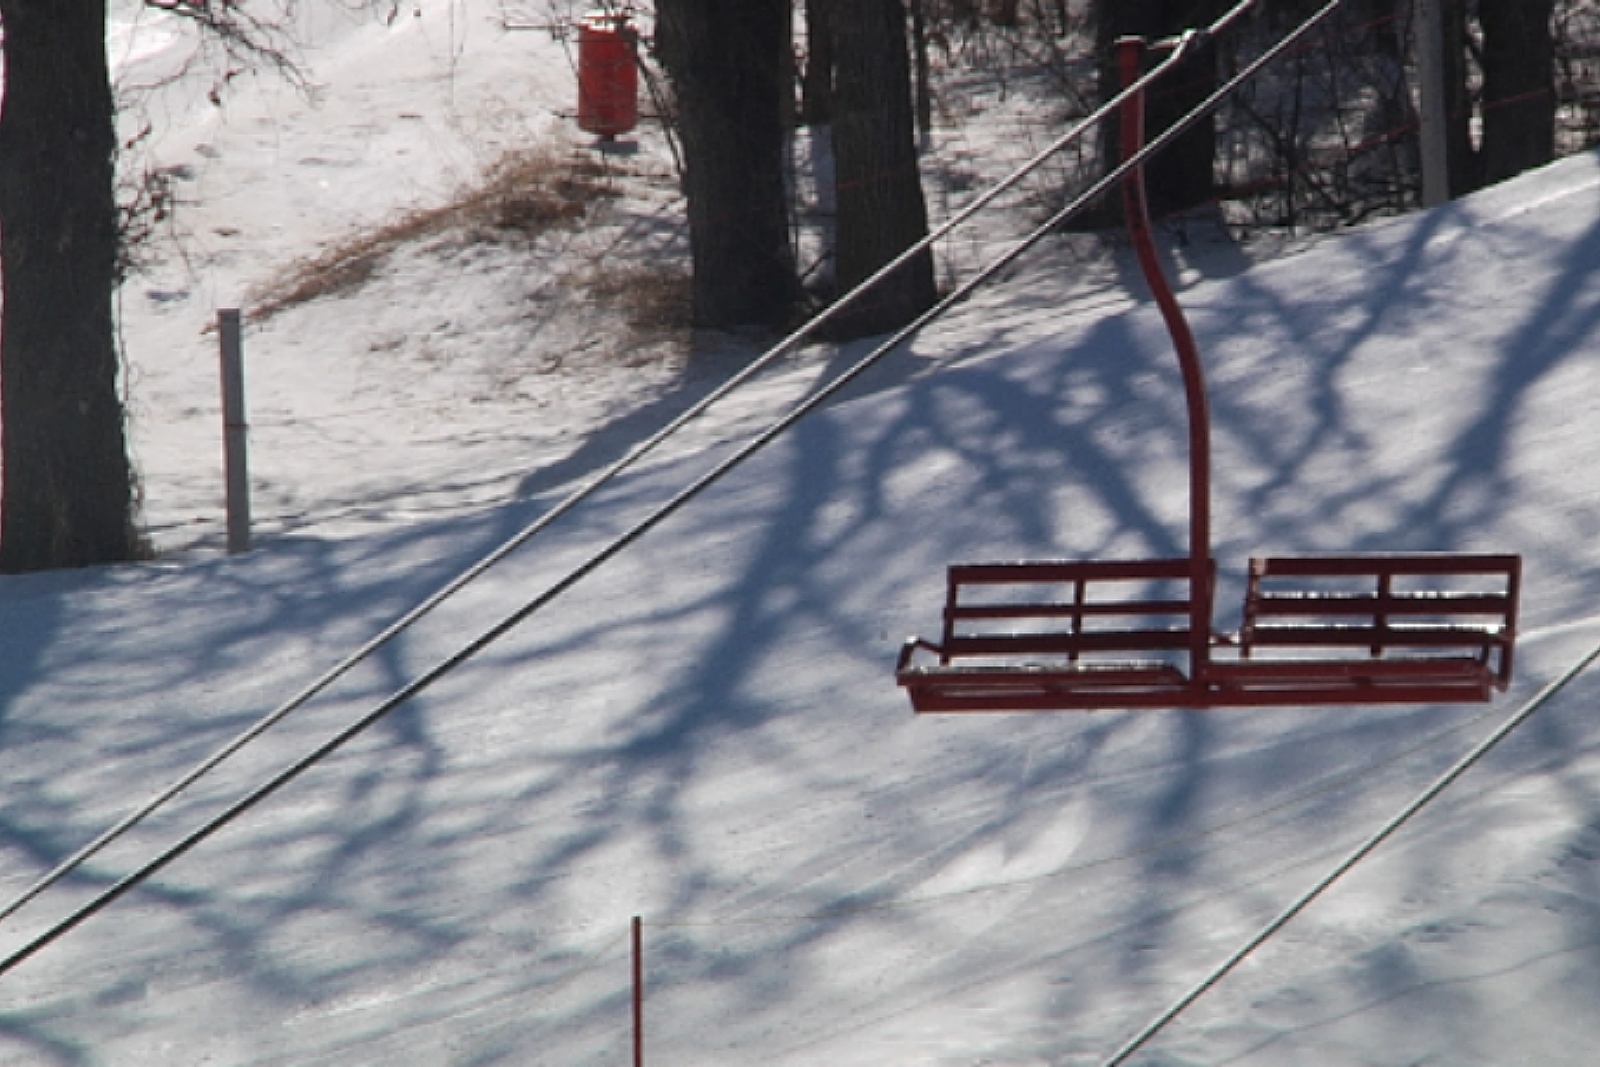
xmin=1117 ymin=35 xmax=1214 ymax=678
xmin=896 ymin=12 xmax=1523 ymax=713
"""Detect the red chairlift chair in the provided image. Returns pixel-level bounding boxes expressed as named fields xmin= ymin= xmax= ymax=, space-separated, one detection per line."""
xmin=896 ymin=37 xmax=1521 ymax=713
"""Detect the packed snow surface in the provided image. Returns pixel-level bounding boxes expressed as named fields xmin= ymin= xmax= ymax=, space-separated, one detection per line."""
xmin=3 ymin=2 xmax=1600 ymax=1065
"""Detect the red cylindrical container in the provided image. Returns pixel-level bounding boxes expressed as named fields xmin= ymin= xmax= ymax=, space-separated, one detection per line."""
xmin=577 ymin=12 xmax=639 ymax=137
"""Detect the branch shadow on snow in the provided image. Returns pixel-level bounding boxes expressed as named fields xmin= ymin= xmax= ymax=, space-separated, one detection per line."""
xmin=472 ymin=198 xmax=1600 ymax=1061
xmin=0 ymin=514 xmax=538 ymax=1065
xmin=9 ymin=182 xmax=1600 ymax=1064
xmin=437 ymin=236 xmax=1591 ymax=1061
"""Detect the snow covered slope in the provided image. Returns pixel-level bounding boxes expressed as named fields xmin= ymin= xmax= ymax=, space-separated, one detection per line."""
xmin=3 ymin=3 xmax=1600 ymax=1065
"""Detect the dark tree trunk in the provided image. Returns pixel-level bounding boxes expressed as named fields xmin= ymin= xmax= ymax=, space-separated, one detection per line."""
xmin=1440 ymin=0 xmax=1480 ymax=197
xmin=800 ymin=0 xmax=837 ymax=125
xmin=1095 ymin=0 xmax=1223 ymax=219
xmin=988 ymin=0 xmax=1020 ymax=28
xmin=0 ymin=0 xmax=143 ymax=572
xmin=829 ymin=0 xmax=936 ymax=339
xmin=656 ymin=0 xmax=799 ymax=331
xmin=1478 ymin=0 xmax=1555 ymax=186
xmin=909 ymin=0 xmax=932 ymax=139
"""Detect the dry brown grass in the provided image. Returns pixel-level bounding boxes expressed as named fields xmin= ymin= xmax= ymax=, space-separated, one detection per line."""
xmin=247 ymin=147 xmax=622 ymax=321
xmin=582 ymin=260 xmax=691 ymax=335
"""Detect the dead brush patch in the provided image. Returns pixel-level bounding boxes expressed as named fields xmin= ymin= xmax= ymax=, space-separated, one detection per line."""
xmin=582 ymin=259 xmax=692 ymax=335
xmin=248 ymin=148 xmax=622 ymax=321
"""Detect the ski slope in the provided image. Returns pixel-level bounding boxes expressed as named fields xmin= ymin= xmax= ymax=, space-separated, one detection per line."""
xmin=3 ymin=3 xmax=1600 ymax=1064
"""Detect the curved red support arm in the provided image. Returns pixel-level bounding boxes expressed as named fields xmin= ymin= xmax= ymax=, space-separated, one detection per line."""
xmin=1116 ymin=37 xmax=1215 ymax=676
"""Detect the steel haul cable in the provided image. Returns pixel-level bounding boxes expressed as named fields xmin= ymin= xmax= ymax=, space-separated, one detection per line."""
xmin=0 ymin=5 xmax=1212 ymax=939
xmin=0 ymin=21 xmax=1196 ymax=938
xmin=0 ymin=0 xmax=1337 ymax=977
xmin=1095 ymin=635 xmax=1600 ymax=1067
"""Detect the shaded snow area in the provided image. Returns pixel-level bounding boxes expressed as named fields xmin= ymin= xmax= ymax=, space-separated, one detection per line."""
xmin=5 ymin=2 xmax=1600 ymax=1064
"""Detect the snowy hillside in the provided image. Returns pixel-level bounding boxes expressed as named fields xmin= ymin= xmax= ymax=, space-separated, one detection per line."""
xmin=4 ymin=3 xmax=1600 ymax=1065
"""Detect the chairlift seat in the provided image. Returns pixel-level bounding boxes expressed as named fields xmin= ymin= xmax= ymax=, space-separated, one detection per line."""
xmin=1207 ymin=554 xmax=1521 ymax=704
xmin=897 ymin=558 xmax=1209 ymax=711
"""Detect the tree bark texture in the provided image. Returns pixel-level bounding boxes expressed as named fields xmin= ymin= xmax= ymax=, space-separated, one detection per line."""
xmin=800 ymin=0 xmax=836 ymax=125
xmin=655 ymin=0 xmax=799 ymax=331
xmin=829 ymin=0 xmax=936 ymax=339
xmin=1439 ymin=0 xmax=1479 ymax=197
xmin=0 ymin=0 xmax=143 ymax=571
xmin=1477 ymin=0 xmax=1555 ymax=186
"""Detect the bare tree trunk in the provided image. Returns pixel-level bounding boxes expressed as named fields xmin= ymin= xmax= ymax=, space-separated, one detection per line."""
xmin=988 ymin=0 xmax=1020 ymax=28
xmin=829 ymin=0 xmax=936 ymax=339
xmin=801 ymin=0 xmax=837 ymax=125
xmin=909 ymin=0 xmax=932 ymax=139
xmin=1439 ymin=0 xmax=1479 ymax=197
xmin=0 ymin=0 xmax=143 ymax=572
xmin=656 ymin=0 xmax=800 ymax=331
xmin=1478 ymin=0 xmax=1555 ymax=185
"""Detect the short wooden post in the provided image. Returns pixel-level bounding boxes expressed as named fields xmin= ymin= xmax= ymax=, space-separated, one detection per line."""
xmin=218 ymin=308 xmax=252 ymax=554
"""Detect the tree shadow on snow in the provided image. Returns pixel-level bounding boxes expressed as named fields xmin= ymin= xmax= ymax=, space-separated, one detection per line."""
xmin=10 ymin=185 xmax=1600 ymax=1064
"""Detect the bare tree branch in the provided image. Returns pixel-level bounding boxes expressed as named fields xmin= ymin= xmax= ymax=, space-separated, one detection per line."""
xmin=138 ymin=0 xmax=310 ymax=88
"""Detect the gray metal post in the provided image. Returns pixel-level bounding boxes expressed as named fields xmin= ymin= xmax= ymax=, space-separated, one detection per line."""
xmin=1415 ymin=0 xmax=1450 ymax=207
xmin=218 ymin=308 xmax=252 ymax=554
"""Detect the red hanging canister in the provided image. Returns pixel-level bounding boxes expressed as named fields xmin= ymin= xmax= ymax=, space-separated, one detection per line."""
xmin=577 ymin=10 xmax=638 ymax=138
